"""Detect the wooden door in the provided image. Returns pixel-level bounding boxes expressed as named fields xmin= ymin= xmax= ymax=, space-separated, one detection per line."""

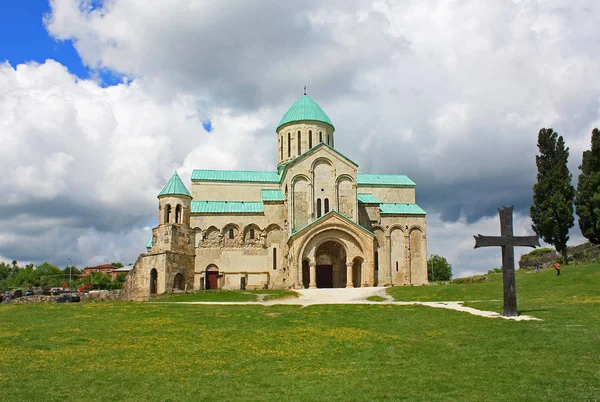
xmin=316 ymin=265 xmax=333 ymax=288
xmin=206 ymin=271 xmax=219 ymax=289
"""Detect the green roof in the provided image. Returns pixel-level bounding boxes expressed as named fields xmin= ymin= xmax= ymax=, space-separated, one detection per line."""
xmin=261 ymin=189 xmax=284 ymax=202
xmin=191 ymin=170 xmax=280 ymax=183
xmin=357 ymin=193 xmax=381 ymax=204
xmin=357 ymin=173 xmax=415 ymax=187
xmin=191 ymin=201 xmax=264 ymax=214
xmin=146 ymin=234 xmax=153 ymax=248
xmin=158 ymin=172 xmax=191 ymax=198
xmin=380 ymin=203 xmax=426 ymax=215
xmin=277 ymin=95 xmax=334 ymax=131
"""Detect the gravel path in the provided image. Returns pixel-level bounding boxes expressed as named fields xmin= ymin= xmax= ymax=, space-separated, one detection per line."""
xmin=162 ymin=287 xmax=541 ymax=321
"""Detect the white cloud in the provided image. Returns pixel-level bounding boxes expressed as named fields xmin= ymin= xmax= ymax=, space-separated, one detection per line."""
xmin=2 ymin=0 xmax=600 ymax=272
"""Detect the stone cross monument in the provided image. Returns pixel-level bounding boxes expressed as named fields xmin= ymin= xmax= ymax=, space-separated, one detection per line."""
xmin=473 ymin=206 xmax=540 ymax=317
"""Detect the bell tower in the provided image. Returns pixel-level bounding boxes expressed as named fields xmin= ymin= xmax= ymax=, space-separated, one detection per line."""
xmin=276 ymin=94 xmax=335 ymax=167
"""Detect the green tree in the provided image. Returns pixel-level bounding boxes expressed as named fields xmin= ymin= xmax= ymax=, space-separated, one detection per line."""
xmin=530 ymin=128 xmax=575 ymax=264
xmin=575 ymin=128 xmax=600 ymax=244
xmin=427 ymin=254 xmax=452 ymax=281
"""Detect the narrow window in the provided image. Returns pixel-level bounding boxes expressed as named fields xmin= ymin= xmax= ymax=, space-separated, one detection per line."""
xmin=309 ymin=130 xmax=312 ymax=148
xmin=175 ymin=204 xmax=182 ymax=223
xmin=273 ymin=248 xmax=277 ymax=270
xmin=317 ymin=199 xmax=322 ymax=218
xmin=375 ymin=251 xmax=379 ymax=271
xmin=319 ymin=131 xmax=323 ymax=143
xmin=326 ymin=133 xmax=329 ymax=145
xmin=324 ymin=198 xmax=329 ymax=214
xmin=287 ymin=132 xmax=291 ymax=157
xmin=279 ymin=136 xmax=282 ymax=160
xmin=250 ymin=228 xmax=255 ymax=240
xmin=229 ymin=228 xmax=234 ymax=239
xmin=298 ymin=131 xmax=302 ymax=155
xmin=165 ymin=204 xmax=171 ymax=223
xmin=396 ymin=261 xmax=399 ymax=272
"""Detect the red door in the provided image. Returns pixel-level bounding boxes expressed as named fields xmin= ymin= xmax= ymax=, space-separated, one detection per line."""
xmin=206 ymin=271 xmax=219 ymax=289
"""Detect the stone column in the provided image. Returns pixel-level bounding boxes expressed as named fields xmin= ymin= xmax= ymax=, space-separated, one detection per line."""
xmin=346 ymin=262 xmax=354 ymax=288
xmin=309 ymin=262 xmax=317 ymax=289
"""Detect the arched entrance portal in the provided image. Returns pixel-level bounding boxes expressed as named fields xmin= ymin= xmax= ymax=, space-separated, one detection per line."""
xmin=315 ymin=241 xmax=347 ymax=288
xmin=149 ymin=268 xmax=158 ymax=294
xmin=173 ymin=273 xmax=185 ymax=290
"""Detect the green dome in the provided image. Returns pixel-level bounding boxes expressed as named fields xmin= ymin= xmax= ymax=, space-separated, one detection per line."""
xmin=158 ymin=172 xmax=191 ymax=198
xmin=277 ymin=95 xmax=334 ymax=131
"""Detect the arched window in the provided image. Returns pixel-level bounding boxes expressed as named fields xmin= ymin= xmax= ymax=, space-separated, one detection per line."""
xmin=273 ymin=248 xmax=277 ymax=270
xmin=164 ymin=204 xmax=171 ymax=223
xmin=175 ymin=204 xmax=182 ymax=223
xmin=297 ymin=130 xmax=301 ymax=155
xmin=317 ymin=198 xmax=322 ymax=218
xmin=279 ymin=136 xmax=282 ymax=160
xmin=326 ymin=133 xmax=329 ymax=145
xmin=319 ymin=131 xmax=323 ymax=143
xmin=229 ymin=228 xmax=234 ymax=239
xmin=249 ymin=228 xmax=255 ymax=240
xmin=375 ymin=251 xmax=379 ymax=271
xmin=324 ymin=198 xmax=329 ymax=214
xmin=309 ymin=130 xmax=312 ymax=148
xmin=396 ymin=261 xmax=399 ymax=272
xmin=287 ymin=132 xmax=291 ymax=157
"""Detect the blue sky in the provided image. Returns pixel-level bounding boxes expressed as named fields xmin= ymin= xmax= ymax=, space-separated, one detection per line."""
xmin=1 ymin=2 xmax=83 ymax=74
xmin=0 ymin=1 xmax=122 ymax=85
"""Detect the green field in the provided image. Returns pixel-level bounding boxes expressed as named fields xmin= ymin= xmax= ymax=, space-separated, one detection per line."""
xmin=1 ymin=264 xmax=599 ymax=401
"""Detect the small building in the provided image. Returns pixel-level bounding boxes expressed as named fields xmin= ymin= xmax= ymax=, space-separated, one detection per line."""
xmin=111 ymin=266 xmax=133 ymax=280
xmin=83 ymin=264 xmax=115 ymax=276
xmin=127 ymin=94 xmax=428 ymax=300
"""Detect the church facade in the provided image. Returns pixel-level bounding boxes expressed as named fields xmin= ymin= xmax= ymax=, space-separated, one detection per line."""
xmin=127 ymin=95 xmax=427 ymax=299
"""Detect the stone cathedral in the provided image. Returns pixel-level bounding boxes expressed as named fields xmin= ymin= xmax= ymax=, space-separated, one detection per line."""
xmin=127 ymin=94 xmax=427 ymax=299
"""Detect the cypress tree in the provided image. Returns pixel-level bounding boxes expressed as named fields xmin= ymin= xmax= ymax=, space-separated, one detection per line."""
xmin=530 ymin=128 xmax=575 ymax=264
xmin=575 ymin=128 xmax=600 ymax=244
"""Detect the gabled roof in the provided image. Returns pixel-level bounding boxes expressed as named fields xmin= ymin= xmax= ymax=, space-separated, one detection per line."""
xmin=380 ymin=203 xmax=426 ymax=215
xmin=277 ymin=95 xmax=334 ymax=131
xmin=191 ymin=169 xmax=280 ymax=183
xmin=158 ymin=172 xmax=192 ymax=198
xmin=357 ymin=193 xmax=381 ymax=204
xmin=288 ymin=210 xmax=375 ymax=242
xmin=191 ymin=201 xmax=264 ymax=214
xmin=357 ymin=173 xmax=415 ymax=187
xmin=278 ymin=142 xmax=358 ymax=178
xmin=261 ymin=189 xmax=284 ymax=202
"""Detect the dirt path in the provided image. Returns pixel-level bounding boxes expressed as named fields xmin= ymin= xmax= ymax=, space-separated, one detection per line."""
xmin=162 ymin=287 xmax=541 ymax=321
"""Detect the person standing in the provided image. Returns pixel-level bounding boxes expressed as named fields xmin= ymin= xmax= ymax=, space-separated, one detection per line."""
xmin=554 ymin=262 xmax=561 ymax=276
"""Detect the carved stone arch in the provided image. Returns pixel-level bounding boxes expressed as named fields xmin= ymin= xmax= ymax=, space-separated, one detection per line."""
xmin=335 ymin=174 xmax=355 ymax=184
xmin=243 ymin=223 xmax=262 ymax=244
xmin=292 ymin=175 xmax=311 ymax=231
xmin=221 ymin=223 xmax=240 ymax=235
xmin=389 ymin=225 xmax=405 ymax=284
xmin=408 ymin=225 xmax=425 ymax=234
xmin=311 ymin=156 xmax=334 ymax=170
xmin=408 ymin=227 xmax=425 ymax=284
xmin=298 ymin=227 xmax=366 ymax=269
xmin=372 ymin=224 xmax=386 ymax=233
xmin=387 ymin=224 xmax=406 ymax=236
xmin=265 ymin=223 xmax=283 ymax=248
xmin=336 ymin=174 xmax=355 ymax=218
xmin=202 ymin=226 xmax=221 ymax=247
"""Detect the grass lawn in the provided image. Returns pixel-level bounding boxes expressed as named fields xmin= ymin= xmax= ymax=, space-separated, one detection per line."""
xmin=153 ymin=289 xmax=299 ymax=303
xmin=1 ymin=264 xmax=599 ymax=401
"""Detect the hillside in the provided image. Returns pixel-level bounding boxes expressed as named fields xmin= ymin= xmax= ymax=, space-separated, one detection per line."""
xmin=519 ymin=241 xmax=600 ymax=269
